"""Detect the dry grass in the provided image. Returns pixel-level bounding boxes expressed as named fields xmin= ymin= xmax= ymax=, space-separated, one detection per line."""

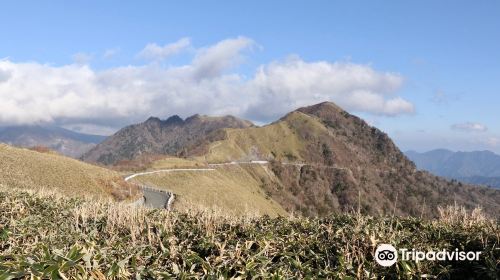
xmin=0 ymin=143 xmax=140 ymax=201
xmin=202 ymin=111 xmax=326 ymax=163
xmin=112 ymin=154 xmax=204 ymax=172
xmin=111 ymin=154 xmax=169 ymax=172
xmin=131 ymin=164 xmax=287 ymax=217
xmin=1 ymin=185 xmax=498 ymax=279
xmin=437 ymin=203 xmax=493 ymax=227
xmin=150 ymin=157 xmax=204 ymax=169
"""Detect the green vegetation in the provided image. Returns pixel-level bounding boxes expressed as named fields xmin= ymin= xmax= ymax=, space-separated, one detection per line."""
xmin=1 ymin=187 xmax=498 ymax=279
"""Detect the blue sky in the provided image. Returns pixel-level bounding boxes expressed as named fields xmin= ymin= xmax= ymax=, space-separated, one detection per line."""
xmin=0 ymin=0 xmax=499 ymax=152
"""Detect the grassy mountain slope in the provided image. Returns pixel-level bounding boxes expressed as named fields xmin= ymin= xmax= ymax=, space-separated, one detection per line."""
xmin=193 ymin=102 xmax=500 ymax=217
xmin=203 ymin=111 xmax=325 ymax=163
xmin=0 ymin=143 xmax=139 ymax=200
xmin=131 ymin=164 xmax=287 ymax=216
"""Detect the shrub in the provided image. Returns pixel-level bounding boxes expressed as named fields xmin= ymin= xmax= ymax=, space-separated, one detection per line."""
xmin=1 ymin=187 xmax=498 ymax=279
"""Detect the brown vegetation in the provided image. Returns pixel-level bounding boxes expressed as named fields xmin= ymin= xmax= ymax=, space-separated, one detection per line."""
xmin=194 ymin=102 xmax=500 ymax=217
xmin=29 ymin=145 xmax=56 ymax=154
xmin=0 ymin=143 xmax=140 ymax=201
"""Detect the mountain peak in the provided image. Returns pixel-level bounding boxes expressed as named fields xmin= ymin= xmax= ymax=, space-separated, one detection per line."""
xmin=145 ymin=116 xmax=161 ymax=124
xmin=294 ymin=101 xmax=350 ymax=122
xmin=82 ymin=113 xmax=253 ymax=165
xmin=164 ymin=115 xmax=184 ymax=125
xmin=185 ymin=114 xmax=202 ymax=123
xmin=299 ymin=101 xmax=345 ymax=113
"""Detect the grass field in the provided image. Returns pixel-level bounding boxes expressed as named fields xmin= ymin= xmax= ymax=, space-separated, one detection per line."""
xmin=150 ymin=157 xmax=204 ymax=169
xmin=1 ymin=186 xmax=498 ymax=279
xmin=131 ymin=164 xmax=287 ymax=217
xmin=0 ymin=144 xmax=140 ymax=201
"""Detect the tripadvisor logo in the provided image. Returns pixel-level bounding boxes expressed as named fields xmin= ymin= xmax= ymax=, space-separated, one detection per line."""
xmin=375 ymin=244 xmax=398 ymax=267
xmin=374 ymin=244 xmax=482 ymax=267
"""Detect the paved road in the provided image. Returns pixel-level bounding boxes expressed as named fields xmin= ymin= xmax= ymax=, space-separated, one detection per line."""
xmin=125 ymin=168 xmax=215 ymax=209
xmin=142 ymin=187 xmax=170 ymax=209
xmin=124 ymin=168 xmax=215 ymax=181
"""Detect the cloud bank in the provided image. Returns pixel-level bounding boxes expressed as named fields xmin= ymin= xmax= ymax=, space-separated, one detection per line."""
xmin=138 ymin=37 xmax=191 ymax=61
xmin=0 ymin=36 xmax=414 ymax=133
xmin=451 ymin=122 xmax=488 ymax=132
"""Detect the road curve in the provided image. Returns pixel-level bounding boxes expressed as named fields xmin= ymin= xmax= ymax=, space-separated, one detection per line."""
xmin=125 ymin=168 xmax=216 ymax=209
xmin=124 ymin=168 xmax=216 ymax=182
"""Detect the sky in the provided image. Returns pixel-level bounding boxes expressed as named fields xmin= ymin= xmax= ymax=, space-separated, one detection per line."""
xmin=0 ymin=0 xmax=499 ymax=153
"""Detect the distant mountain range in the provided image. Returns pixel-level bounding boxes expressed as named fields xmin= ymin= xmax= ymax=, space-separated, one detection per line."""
xmin=405 ymin=149 xmax=500 ymax=189
xmin=0 ymin=125 xmax=106 ymax=158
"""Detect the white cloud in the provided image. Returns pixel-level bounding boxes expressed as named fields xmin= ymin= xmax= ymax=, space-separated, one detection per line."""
xmin=138 ymin=37 xmax=191 ymax=61
xmin=62 ymin=123 xmax=117 ymax=136
xmin=245 ymin=58 xmax=412 ymax=120
xmin=0 ymin=68 xmax=11 ymax=83
xmin=72 ymin=52 xmax=93 ymax=65
xmin=190 ymin=36 xmax=255 ymax=79
xmin=451 ymin=122 xmax=488 ymax=132
xmin=394 ymin=131 xmax=500 ymax=154
xmin=486 ymin=137 xmax=500 ymax=147
xmin=0 ymin=37 xmax=415 ymax=133
xmin=103 ymin=48 xmax=120 ymax=59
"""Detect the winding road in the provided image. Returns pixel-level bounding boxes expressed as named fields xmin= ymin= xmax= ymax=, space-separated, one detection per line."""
xmin=125 ymin=168 xmax=215 ymax=209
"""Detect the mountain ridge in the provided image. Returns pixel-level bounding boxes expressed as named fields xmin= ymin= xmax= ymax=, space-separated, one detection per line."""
xmin=81 ymin=101 xmax=500 ymax=217
xmin=81 ymin=114 xmax=254 ymax=165
xmin=406 ymin=149 xmax=500 ymax=188
xmin=0 ymin=125 xmax=106 ymax=158
xmin=188 ymin=102 xmax=499 ymax=217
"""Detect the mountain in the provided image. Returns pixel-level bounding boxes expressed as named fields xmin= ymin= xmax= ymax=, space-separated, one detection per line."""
xmin=405 ymin=149 xmax=500 ymax=188
xmin=0 ymin=125 xmax=106 ymax=158
xmin=81 ymin=101 xmax=500 ymax=217
xmin=188 ymin=102 xmax=500 ymax=217
xmin=0 ymin=143 xmax=139 ymax=200
xmin=81 ymin=114 xmax=254 ymax=165
xmin=456 ymin=176 xmax=500 ymax=189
